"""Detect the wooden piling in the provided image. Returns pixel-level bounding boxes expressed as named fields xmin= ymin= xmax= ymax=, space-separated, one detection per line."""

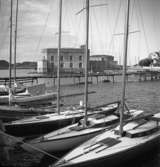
xmin=96 ymin=76 xmax=98 ymax=84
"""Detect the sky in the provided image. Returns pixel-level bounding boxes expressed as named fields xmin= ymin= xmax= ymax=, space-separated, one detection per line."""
xmin=0 ymin=0 xmax=160 ymax=65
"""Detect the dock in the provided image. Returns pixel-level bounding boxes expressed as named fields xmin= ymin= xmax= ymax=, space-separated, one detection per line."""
xmin=1 ymin=70 xmax=160 ymax=85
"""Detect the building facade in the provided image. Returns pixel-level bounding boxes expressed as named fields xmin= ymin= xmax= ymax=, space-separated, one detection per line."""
xmin=37 ymin=58 xmax=48 ymax=73
xmin=42 ymin=45 xmax=87 ymax=73
xmin=89 ymin=55 xmax=119 ymax=72
xmin=39 ymin=46 xmax=120 ymax=74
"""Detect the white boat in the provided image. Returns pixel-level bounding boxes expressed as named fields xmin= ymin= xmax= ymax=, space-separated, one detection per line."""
xmin=10 ymin=91 xmax=57 ymax=106
xmin=21 ymin=109 xmax=144 ymax=153
xmin=4 ymin=102 xmax=118 ymax=137
xmin=0 ymin=83 xmax=57 ymax=106
xmin=0 ymin=103 xmax=58 ymax=122
xmin=0 ymin=89 xmax=56 ymax=106
xmin=0 ymin=84 xmax=30 ymax=104
xmin=54 ymin=113 xmax=160 ymax=167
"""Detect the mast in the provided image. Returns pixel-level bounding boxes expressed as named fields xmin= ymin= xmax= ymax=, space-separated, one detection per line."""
xmin=57 ymin=0 xmax=62 ymax=114
xmin=84 ymin=0 xmax=89 ymax=127
xmin=9 ymin=0 xmax=13 ymax=89
xmin=14 ymin=0 xmax=19 ymax=83
xmin=119 ymin=0 xmax=130 ymax=136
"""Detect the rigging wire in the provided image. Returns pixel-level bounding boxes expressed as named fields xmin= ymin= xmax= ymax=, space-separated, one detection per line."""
xmin=134 ymin=0 xmax=141 ymax=64
xmin=105 ymin=0 xmax=112 ymax=54
xmin=130 ymin=0 xmax=136 ymax=27
xmin=0 ymin=18 xmax=10 ymax=52
xmin=108 ymin=0 xmax=122 ymax=59
xmin=0 ymin=0 xmax=11 ymax=53
xmin=35 ymin=0 xmax=55 ymax=53
xmin=92 ymin=3 xmax=107 ymax=53
xmin=136 ymin=0 xmax=149 ymax=55
xmin=76 ymin=3 xmax=108 ymax=15
xmin=75 ymin=0 xmax=85 ymax=46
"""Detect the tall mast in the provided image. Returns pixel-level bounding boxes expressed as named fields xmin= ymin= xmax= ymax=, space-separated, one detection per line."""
xmin=84 ymin=0 xmax=89 ymax=126
xmin=57 ymin=0 xmax=62 ymax=114
xmin=9 ymin=0 xmax=13 ymax=89
xmin=120 ymin=0 xmax=130 ymax=136
xmin=14 ymin=0 xmax=19 ymax=82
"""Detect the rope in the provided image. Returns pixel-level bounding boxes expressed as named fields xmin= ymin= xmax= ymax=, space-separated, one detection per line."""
xmin=130 ymin=0 xmax=136 ymax=27
xmin=35 ymin=0 xmax=55 ymax=53
xmin=136 ymin=0 xmax=150 ymax=54
xmin=0 ymin=130 xmax=60 ymax=161
xmin=92 ymin=6 xmax=104 ymax=52
xmin=0 ymin=18 xmax=10 ymax=52
xmin=108 ymin=0 xmax=122 ymax=54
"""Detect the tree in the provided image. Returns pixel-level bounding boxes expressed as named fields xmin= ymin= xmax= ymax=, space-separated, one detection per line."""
xmin=138 ymin=58 xmax=153 ymax=67
xmin=0 ymin=60 xmax=9 ymax=69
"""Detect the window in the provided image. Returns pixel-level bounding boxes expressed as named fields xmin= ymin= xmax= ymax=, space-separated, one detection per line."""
xmin=79 ymin=62 xmax=82 ymax=68
xmin=51 ymin=56 xmax=54 ymax=61
xmin=60 ymin=63 xmax=64 ymax=68
xmin=70 ymin=56 xmax=73 ymax=61
xmin=60 ymin=56 xmax=63 ymax=61
xmin=70 ymin=63 xmax=73 ymax=68
xmin=79 ymin=55 xmax=82 ymax=61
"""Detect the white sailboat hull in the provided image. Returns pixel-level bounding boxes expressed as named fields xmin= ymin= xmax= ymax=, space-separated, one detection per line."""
xmin=11 ymin=92 xmax=57 ymax=105
xmin=54 ymin=118 xmax=160 ymax=167
xmin=22 ymin=127 xmax=105 ymax=153
xmin=0 ymin=89 xmax=30 ymax=104
xmin=58 ymin=134 xmax=160 ymax=167
xmin=22 ymin=109 xmax=144 ymax=153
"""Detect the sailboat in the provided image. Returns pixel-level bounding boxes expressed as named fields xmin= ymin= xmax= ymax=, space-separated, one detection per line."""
xmin=21 ymin=108 xmax=144 ymax=153
xmin=0 ymin=0 xmax=58 ymax=123
xmin=9 ymin=0 xmax=58 ymax=107
xmin=53 ymin=0 xmax=160 ymax=167
xmin=4 ymin=102 xmax=118 ymax=137
xmin=0 ymin=0 xmax=59 ymax=118
xmin=0 ymin=0 xmax=29 ymax=104
xmin=3 ymin=0 xmax=121 ymax=137
xmin=54 ymin=113 xmax=160 ymax=167
xmin=0 ymin=0 xmax=58 ymax=106
xmin=21 ymin=0 xmax=144 ymax=154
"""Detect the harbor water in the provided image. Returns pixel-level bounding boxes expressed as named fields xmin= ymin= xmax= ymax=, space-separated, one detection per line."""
xmin=0 ymin=69 xmax=160 ymax=167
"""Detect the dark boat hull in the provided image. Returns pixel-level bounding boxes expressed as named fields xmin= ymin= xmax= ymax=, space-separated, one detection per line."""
xmin=5 ymin=103 xmax=118 ymax=137
xmin=5 ymin=116 xmax=83 ymax=137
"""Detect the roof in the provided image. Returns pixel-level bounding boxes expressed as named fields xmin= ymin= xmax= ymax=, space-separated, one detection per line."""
xmin=42 ymin=45 xmax=87 ymax=54
xmin=90 ymin=55 xmax=113 ymax=58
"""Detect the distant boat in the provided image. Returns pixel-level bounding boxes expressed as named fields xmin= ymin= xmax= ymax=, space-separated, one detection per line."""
xmin=75 ymin=81 xmax=93 ymax=85
xmin=102 ymin=79 xmax=110 ymax=83
xmin=0 ymin=0 xmax=56 ymax=108
xmin=0 ymin=83 xmax=59 ymax=122
xmin=10 ymin=91 xmax=57 ymax=107
xmin=0 ymin=84 xmax=26 ymax=96
xmin=0 ymin=85 xmax=30 ymax=105
xmin=0 ymin=103 xmax=58 ymax=122
xmin=0 ymin=83 xmax=57 ymax=106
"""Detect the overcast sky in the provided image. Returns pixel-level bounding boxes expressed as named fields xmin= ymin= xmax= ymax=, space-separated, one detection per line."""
xmin=0 ymin=0 xmax=160 ymax=65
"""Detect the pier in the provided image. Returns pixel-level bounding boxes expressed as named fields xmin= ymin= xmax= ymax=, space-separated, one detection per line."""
xmin=1 ymin=70 xmax=160 ymax=85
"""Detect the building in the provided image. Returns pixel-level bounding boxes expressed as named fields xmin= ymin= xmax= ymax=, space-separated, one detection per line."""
xmin=89 ymin=55 xmax=120 ymax=72
xmin=37 ymin=58 xmax=48 ymax=73
xmin=39 ymin=46 xmax=120 ymax=74
xmin=42 ymin=45 xmax=88 ymax=74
